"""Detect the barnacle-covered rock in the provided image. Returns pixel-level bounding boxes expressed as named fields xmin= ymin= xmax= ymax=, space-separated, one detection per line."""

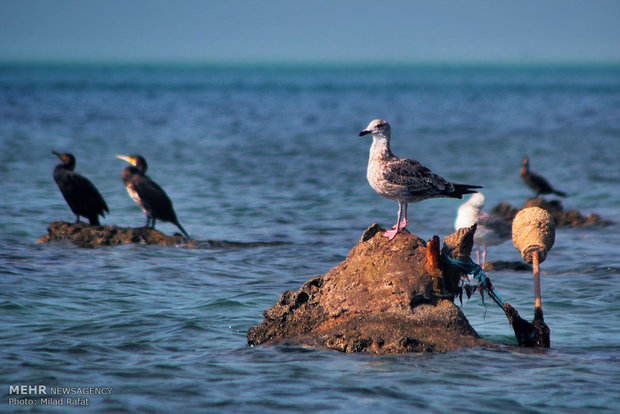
xmin=247 ymin=224 xmax=497 ymax=354
xmin=491 ymin=198 xmax=613 ymax=228
xmin=38 ymin=221 xmax=193 ymax=248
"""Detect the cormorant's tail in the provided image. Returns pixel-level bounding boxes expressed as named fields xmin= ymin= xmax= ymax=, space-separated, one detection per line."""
xmin=88 ymin=216 xmax=101 ymax=226
xmin=552 ymin=189 xmax=567 ymax=197
xmin=174 ymin=220 xmax=191 ymax=239
xmin=452 ymin=183 xmax=483 ymax=199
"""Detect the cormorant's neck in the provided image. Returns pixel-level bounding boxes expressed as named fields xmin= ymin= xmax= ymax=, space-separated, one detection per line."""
xmin=124 ymin=165 xmax=144 ymax=176
xmin=59 ymin=162 xmax=75 ymax=171
xmin=135 ymin=162 xmax=147 ymax=175
xmin=369 ymin=135 xmax=393 ymax=160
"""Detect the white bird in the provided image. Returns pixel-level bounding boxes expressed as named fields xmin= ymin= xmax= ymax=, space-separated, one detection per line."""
xmin=455 ymin=192 xmax=511 ymax=267
xmin=359 ymin=119 xmax=482 ymax=240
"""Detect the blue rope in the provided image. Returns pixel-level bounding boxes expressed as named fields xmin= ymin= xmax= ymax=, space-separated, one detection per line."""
xmin=441 ymin=253 xmax=506 ymax=308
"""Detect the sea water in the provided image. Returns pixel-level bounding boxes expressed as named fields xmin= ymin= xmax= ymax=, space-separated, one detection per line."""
xmin=1 ymin=63 xmax=619 ymax=413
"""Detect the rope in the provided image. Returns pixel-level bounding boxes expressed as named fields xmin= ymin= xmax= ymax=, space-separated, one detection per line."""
xmin=442 ymin=254 xmax=548 ymax=347
xmin=441 ymin=253 xmax=506 ymax=308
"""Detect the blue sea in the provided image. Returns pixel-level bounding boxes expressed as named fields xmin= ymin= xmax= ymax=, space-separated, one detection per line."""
xmin=1 ymin=63 xmax=619 ymax=413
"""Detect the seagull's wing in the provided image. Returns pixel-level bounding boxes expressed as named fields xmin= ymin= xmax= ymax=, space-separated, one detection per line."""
xmin=478 ymin=212 xmax=512 ymax=239
xmin=382 ymin=157 xmax=455 ymax=198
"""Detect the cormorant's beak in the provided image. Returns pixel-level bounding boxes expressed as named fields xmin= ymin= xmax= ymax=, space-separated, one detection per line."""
xmin=52 ymin=151 xmax=67 ymax=163
xmin=115 ymin=155 xmax=136 ymax=166
xmin=359 ymin=129 xmax=371 ymax=137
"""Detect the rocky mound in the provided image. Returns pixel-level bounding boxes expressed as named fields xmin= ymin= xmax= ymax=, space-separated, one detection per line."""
xmin=38 ymin=221 xmax=193 ymax=248
xmin=491 ymin=198 xmax=613 ymax=228
xmin=484 ymin=261 xmax=531 ymax=272
xmin=247 ymin=224 xmax=498 ymax=354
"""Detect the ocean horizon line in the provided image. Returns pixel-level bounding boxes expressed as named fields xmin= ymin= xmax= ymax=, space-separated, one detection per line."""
xmin=1 ymin=58 xmax=619 ymax=70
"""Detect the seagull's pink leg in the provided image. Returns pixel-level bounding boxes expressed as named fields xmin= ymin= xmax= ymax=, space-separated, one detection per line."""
xmin=384 ymin=202 xmax=403 ymax=240
xmin=481 ymin=248 xmax=487 ymax=269
xmin=399 ymin=203 xmax=408 ymax=229
xmin=391 ymin=203 xmax=408 ymax=229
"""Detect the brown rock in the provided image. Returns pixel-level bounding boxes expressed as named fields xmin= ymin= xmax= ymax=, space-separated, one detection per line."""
xmin=38 ymin=221 xmax=193 ymax=248
xmin=247 ymin=224 xmax=496 ymax=354
xmin=484 ymin=261 xmax=531 ymax=272
xmin=490 ymin=198 xmax=613 ymax=228
xmin=490 ymin=202 xmax=520 ymax=223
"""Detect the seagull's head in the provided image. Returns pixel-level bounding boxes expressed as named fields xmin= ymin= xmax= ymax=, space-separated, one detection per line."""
xmin=467 ymin=192 xmax=485 ymax=209
xmin=359 ymin=119 xmax=391 ymax=140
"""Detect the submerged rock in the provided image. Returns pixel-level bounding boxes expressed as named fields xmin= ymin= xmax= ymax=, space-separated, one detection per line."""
xmin=491 ymin=198 xmax=613 ymax=228
xmin=38 ymin=221 xmax=193 ymax=248
xmin=484 ymin=261 xmax=531 ymax=272
xmin=247 ymin=224 xmax=496 ymax=354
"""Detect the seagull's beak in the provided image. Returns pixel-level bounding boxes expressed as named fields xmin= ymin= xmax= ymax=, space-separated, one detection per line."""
xmin=359 ymin=129 xmax=371 ymax=137
xmin=115 ymin=155 xmax=136 ymax=166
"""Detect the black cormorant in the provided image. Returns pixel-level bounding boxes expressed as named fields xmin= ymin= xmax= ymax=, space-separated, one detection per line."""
xmin=115 ymin=154 xmax=190 ymax=239
xmin=520 ymin=157 xmax=566 ymax=197
xmin=52 ymin=151 xmax=109 ymax=225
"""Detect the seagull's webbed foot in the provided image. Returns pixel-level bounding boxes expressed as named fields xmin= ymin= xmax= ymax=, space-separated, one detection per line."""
xmin=391 ymin=218 xmax=408 ymax=230
xmin=383 ymin=229 xmax=399 ymax=240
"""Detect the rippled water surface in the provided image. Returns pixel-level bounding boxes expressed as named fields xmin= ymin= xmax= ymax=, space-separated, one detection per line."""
xmin=1 ymin=64 xmax=619 ymax=413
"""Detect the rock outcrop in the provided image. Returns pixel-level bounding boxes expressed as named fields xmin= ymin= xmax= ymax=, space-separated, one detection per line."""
xmin=483 ymin=261 xmax=531 ymax=272
xmin=38 ymin=221 xmax=193 ymax=248
xmin=491 ymin=198 xmax=613 ymax=228
xmin=247 ymin=224 xmax=496 ymax=354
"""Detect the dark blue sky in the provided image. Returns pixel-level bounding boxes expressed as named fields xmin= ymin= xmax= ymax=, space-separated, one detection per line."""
xmin=1 ymin=0 xmax=619 ymax=63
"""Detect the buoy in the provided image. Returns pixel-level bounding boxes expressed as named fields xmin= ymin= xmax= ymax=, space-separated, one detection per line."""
xmin=511 ymin=207 xmax=555 ymax=347
xmin=512 ymin=207 xmax=555 ymax=309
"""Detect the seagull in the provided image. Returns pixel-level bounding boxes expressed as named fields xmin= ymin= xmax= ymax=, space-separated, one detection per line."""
xmin=455 ymin=193 xmax=511 ymax=267
xmin=520 ymin=157 xmax=566 ymax=197
xmin=359 ymin=119 xmax=482 ymax=240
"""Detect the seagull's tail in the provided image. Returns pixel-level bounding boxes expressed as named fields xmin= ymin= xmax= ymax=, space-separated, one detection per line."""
xmin=451 ymin=183 xmax=483 ymax=199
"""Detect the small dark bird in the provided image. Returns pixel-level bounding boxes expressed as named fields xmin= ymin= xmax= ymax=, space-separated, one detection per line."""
xmin=359 ymin=119 xmax=482 ymax=240
xmin=52 ymin=151 xmax=109 ymax=225
xmin=520 ymin=157 xmax=566 ymax=197
xmin=116 ymin=154 xmax=190 ymax=239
